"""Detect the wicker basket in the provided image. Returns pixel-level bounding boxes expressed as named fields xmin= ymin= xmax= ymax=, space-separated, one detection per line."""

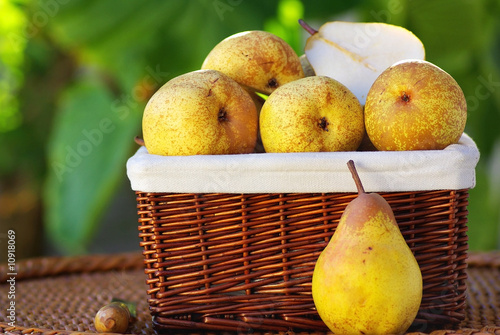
xmin=127 ymin=134 xmax=480 ymax=333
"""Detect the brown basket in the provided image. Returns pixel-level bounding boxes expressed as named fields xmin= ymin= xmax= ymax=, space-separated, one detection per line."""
xmin=135 ymin=188 xmax=470 ymax=333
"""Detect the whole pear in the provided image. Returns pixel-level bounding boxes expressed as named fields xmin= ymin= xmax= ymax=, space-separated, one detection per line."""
xmin=312 ymin=160 xmax=422 ymax=335
xmin=142 ymin=69 xmax=258 ymax=156
xmin=365 ymin=59 xmax=467 ymax=151
xmin=259 ymin=76 xmax=364 ymax=153
xmin=201 ymin=30 xmax=304 ymax=95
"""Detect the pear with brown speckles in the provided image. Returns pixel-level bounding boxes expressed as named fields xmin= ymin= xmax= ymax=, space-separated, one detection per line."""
xmin=312 ymin=160 xmax=422 ymax=335
xmin=364 ymin=59 xmax=467 ymax=151
xmin=259 ymin=76 xmax=364 ymax=153
xmin=142 ymin=70 xmax=258 ymax=156
xmin=201 ymin=30 xmax=304 ymax=95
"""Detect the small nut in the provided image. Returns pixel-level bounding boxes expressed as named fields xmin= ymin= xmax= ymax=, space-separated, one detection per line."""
xmin=94 ymin=302 xmax=130 ymax=333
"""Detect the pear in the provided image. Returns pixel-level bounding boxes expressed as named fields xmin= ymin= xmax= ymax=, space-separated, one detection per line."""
xmin=365 ymin=59 xmax=467 ymax=151
xmin=299 ymin=54 xmax=316 ymax=77
xmin=300 ymin=19 xmax=425 ymax=105
xmin=142 ymin=69 xmax=258 ymax=156
xmin=312 ymin=160 xmax=422 ymax=335
xmin=259 ymin=76 xmax=364 ymax=153
xmin=201 ymin=30 xmax=304 ymax=95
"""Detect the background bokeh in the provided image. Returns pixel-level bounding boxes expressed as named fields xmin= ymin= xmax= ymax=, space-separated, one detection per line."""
xmin=1 ymin=0 xmax=499 ymax=261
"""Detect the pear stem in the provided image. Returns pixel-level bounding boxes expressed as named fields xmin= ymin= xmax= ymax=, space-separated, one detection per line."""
xmin=134 ymin=136 xmax=145 ymax=146
xmin=347 ymin=160 xmax=365 ymax=195
xmin=298 ymin=19 xmax=318 ymax=35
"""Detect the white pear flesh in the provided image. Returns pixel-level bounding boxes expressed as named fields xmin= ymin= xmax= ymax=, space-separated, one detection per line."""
xmin=305 ymin=21 xmax=425 ymax=105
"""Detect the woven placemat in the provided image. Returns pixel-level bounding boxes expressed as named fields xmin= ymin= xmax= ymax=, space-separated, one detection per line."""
xmin=0 ymin=251 xmax=499 ymax=335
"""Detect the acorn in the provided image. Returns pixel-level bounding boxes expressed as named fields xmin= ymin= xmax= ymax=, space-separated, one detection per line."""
xmin=94 ymin=301 xmax=131 ymax=333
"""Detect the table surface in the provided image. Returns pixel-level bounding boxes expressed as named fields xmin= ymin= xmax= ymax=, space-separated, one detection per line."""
xmin=0 ymin=251 xmax=499 ymax=335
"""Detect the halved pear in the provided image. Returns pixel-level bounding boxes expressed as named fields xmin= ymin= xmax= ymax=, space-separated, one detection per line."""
xmin=302 ymin=20 xmax=425 ymax=105
xmin=299 ymin=54 xmax=316 ymax=77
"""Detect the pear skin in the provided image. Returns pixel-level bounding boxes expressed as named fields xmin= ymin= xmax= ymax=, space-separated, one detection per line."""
xmin=312 ymin=160 xmax=422 ymax=335
xmin=142 ymin=70 xmax=258 ymax=156
xmin=364 ymin=59 xmax=467 ymax=151
xmin=259 ymin=76 xmax=364 ymax=153
xmin=202 ymin=30 xmax=304 ymax=95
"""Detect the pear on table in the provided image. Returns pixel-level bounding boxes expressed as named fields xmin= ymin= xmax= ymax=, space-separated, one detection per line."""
xmin=312 ymin=160 xmax=423 ymax=335
xmin=301 ymin=20 xmax=425 ymax=105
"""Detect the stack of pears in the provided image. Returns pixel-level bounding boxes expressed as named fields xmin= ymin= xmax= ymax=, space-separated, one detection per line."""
xmin=142 ymin=30 xmax=305 ymax=156
xmin=141 ymin=19 xmax=467 ymax=156
xmin=312 ymin=160 xmax=423 ymax=335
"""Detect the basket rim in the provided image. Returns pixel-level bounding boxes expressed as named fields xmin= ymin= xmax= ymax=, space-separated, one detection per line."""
xmin=126 ymin=133 xmax=479 ymax=194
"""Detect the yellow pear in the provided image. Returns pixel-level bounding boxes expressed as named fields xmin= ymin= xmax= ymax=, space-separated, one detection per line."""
xmin=142 ymin=69 xmax=258 ymax=156
xmin=259 ymin=76 xmax=364 ymax=153
xmin=312 ymin=160 xmax=422 ymax=335
xmin=365 ymin=59 xmax=467 ymax=151
xmin=201 ymin=30 xmax=304 ymax=95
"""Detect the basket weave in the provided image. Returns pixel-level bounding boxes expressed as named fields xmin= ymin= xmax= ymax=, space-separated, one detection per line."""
xmin=1 ymin=251 xmax=499 ymax=335
xmin=136 ymin=188 xmax=470 ymax=332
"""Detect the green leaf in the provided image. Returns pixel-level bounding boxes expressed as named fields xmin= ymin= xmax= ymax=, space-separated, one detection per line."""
xmin=46 ymin=0 xmax=278 ymax=82
xmin=44 ymin=72 xmax=141 ymax=254
xmin=39 ymin=0 xmax=283 ymax=254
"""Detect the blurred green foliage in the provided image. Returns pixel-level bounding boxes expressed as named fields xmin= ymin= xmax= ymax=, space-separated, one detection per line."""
xmin=1 ymin=0 xmax=499 ymax=256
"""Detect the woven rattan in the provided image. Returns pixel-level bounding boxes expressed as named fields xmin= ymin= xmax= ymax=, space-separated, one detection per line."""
xmin=136 ymin=189 xmax=471 ymax=332
xmin=0 ymin=251 xmax=499 ymax=335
